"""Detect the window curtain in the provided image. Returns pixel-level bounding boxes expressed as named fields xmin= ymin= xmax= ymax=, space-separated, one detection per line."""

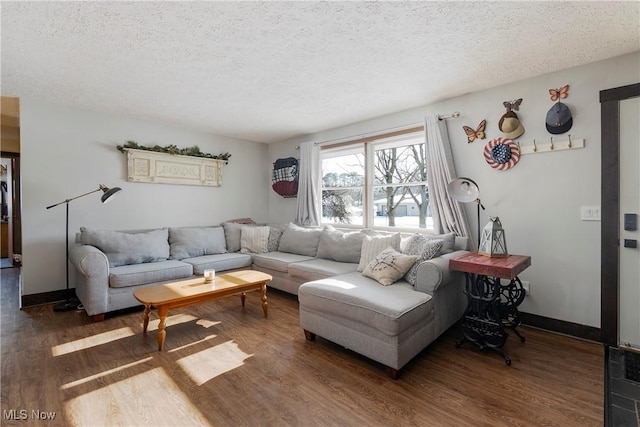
xmin=424 ymin=114 xmax=471 ymax=238
xmin=295 ymin=141 xmax=321 ymax=226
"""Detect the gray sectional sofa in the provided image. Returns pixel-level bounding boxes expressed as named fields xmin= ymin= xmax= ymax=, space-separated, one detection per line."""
xmin=69 ymin=221 xmax=469 ymax=378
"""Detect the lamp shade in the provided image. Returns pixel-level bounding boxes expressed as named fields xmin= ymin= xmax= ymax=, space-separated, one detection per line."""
xmin=447 ymin=177 xmax=480 ymax=203
xmin=99 ymin=184 xmax=121 ymax=204
xmin=479 ymin=216 xmax=508 ymax=258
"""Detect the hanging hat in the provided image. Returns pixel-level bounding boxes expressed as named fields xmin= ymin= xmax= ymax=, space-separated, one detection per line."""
xmin=546 ymin=102 xmax=573 ymax=134
xmin=484 ymin=137 xmax=521 ymax=171
xmin=498 ymin=111 xmax=525 ymax=139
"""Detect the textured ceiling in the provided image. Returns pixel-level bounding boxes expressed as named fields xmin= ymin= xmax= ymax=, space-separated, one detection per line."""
xmin=1 ymin=1 xmax=639 ymax=143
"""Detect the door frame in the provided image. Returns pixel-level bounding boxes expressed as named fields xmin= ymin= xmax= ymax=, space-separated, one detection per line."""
xmin=0 ymin=151 xmax=21 ymax=264
xmin=600 ymin=82 xmax=640 ymax=346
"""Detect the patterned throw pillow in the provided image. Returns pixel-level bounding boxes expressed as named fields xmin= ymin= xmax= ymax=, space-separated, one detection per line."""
xmin=240 ymin=226 xmax=270 ymax=254
xmin=357 ymin=233 xmax=402 ymax=272
xmin=402 ymin=235 xmax=444 ymax=286
xmin=362 ymin=247 xmax=418 ymax=286
xmin=267 ymin=225 xmax=285 ymax=252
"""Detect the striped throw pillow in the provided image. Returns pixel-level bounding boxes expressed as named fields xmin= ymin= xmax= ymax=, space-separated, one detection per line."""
xmin=357 ymin=233 xmax=401 ymax=272
xmin=240 ymin=226 xmax=270 ymax=254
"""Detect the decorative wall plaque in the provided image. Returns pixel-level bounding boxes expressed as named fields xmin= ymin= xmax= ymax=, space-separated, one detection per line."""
xmin=124 ymin=148 xmax=224 ymax=187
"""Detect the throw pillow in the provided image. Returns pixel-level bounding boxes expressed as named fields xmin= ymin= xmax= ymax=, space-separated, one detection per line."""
xmin=316 ymin=227 xmax=368 ymax=263
xmin=357 ymin=233 xmax=401 ymax=272
xmin=277 ymin=223 xmax=323 ymax=257
xmin=402 ymin=235 xmax=444 ymax=286
xmin=428 ymin=232 xmax=456 ymax=255
xmin=169 ymin=227 xmax=227 ymax=260
xmin=240 ymin=225 xmax=270 ymax=254
xmin=362 ymin=247 xmax=418 ymax=286
xmin=79 ymin=227 xmax=170 ymax=267
xmin=267 ymin=225 xmax=285 ymax=252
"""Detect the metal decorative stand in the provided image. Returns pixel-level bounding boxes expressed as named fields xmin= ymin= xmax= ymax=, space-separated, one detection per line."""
xmin=450 ymin=253 xmax=531 ymax=366
xmin=456 ymin=275 xmax=512 ymax=365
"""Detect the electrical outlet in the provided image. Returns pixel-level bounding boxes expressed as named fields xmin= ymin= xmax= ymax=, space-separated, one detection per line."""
xmin=521 ymin=280 xmax=530 ymax=295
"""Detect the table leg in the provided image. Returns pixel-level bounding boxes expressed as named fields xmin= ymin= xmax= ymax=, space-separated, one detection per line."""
xmin=142 ymin=304 xmax=151 ymax=334
xmin=157 ymin=305 xmax=169 ymax=351
xmin=261 ymin=283 xmax=268 ymax=318
xmin=241 ymin=292 xmax=246 ymax=307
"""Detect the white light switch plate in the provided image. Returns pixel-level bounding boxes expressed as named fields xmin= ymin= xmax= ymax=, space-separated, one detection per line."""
xmin=581 ymin=205 xmax=601 ymax=221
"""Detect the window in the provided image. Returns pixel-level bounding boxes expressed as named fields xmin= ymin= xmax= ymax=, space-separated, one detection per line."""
xmin=321 ymin=144 xmax=365 ymax=225
xmin=320 ymin=129 xmax=432 ymax=230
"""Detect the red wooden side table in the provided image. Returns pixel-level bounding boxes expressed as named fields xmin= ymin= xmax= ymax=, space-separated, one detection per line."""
xmin=449 ymin=252 xmax=532 ymax=365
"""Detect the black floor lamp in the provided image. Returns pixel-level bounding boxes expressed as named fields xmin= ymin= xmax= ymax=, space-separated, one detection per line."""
xmin=447 ymin=177 xmax=485 ymax=249
xmin=46 ymin=184 xmax=122 ymax=312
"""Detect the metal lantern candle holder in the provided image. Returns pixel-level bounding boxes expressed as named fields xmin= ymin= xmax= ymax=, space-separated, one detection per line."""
xmin=479 ymin=216 xmax=508 ymax=258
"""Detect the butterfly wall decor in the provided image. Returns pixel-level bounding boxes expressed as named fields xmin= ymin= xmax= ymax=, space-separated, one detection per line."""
xmin=503 ymin=98 xmax=523 ymax=112
xmin=549 ymin=84 xmax=569 ymax=101
xmin=462 ymin=119 xmax=486 ymax=143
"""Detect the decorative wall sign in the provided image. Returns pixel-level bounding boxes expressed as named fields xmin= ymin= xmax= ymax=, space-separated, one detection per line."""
xmin=124 ymin=148 xmax=224 ymax=187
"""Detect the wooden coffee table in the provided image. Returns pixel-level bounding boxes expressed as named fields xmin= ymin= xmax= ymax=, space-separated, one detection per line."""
xmin=133 ymin=270 xmax=272 ymax=351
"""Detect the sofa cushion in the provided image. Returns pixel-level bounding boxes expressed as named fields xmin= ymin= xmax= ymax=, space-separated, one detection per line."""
xmin=183 ymin=253 xmax=253 ymax=275
xmin=240 ymin=225 xmax=270 ymax=254
xmin=289 ymin=258 xmax=359 ymax=282
xmin=277 ymin=223 xmax=323 ymax=257
xmin=362 ymin=247 xmax=418 ymax=286
xmin=79 ymin=227 xmax=170 ymax=268
xmin=222 ymin=222 xmax=244 ymax=252
xmin=298 ymin=272 xmax=433 ymax=337
xmin=402 ymin=236 xmax=444 ymax=286
xmin=357 ymin=233 xmax=401 ymax=272
xmin=316 ymin=227 xmax=368 ymax=263
xmin=109 ymin=260 xmax=193 ymax=288
xmin=252 ymin=251 xmax=314 ymax=273
xmin=169 ymin=227 xmax=226 ymax=260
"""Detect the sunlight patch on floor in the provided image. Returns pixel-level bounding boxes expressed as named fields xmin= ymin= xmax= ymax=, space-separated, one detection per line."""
xmin=60 ymin=357 xmax=154 ymax=390
xmin=143 ymin=313 xmax=199 ymax=331
xmin=176 ymin=340 xmax=253 ymax=385
xmin=167 ymin=335 xmax=218 ymax=353
xmin=196 ymin=319 xmax=221 ymax=328
xmin=65 ymin=367 xmax=209 ymax=426
xmin=51 ymin=327 xmax=135 ymax=356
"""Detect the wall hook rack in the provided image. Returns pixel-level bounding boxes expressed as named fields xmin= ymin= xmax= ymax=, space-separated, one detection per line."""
xmin=520 ymin=135 xmax=584 ymax=155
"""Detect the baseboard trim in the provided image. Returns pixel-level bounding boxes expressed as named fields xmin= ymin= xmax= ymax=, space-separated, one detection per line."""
xmin=520 ymin=311 xmax=602 ymax=342
xmin=21 ymin=289 xmax=77 ymax=308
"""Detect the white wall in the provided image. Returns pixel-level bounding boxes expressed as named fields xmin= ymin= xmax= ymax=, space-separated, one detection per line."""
xmin=20 ymin=98 xmax=269 ymax=296
xmin=269 ymin=52 xmax=640 ymax=328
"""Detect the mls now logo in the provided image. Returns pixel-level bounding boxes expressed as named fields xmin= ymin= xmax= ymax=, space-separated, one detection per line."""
xmin=3 ymin=409 xmax=27 ymax=420
xmin=3 ymin=409 xmax=56 ymax=420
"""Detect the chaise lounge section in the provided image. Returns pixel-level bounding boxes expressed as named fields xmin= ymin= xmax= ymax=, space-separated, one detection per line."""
xmin=298 ymin=249 xmax=468 ymax=378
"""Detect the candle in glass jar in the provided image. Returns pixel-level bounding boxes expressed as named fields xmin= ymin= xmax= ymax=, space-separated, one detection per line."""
xmin=204 ymin=269 xmax=215 ymax=283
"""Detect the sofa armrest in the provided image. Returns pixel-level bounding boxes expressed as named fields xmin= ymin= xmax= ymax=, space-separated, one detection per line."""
xmin=414 ymin=250 xmax=470 ymax=294
xmin=69 ymin=243 xmax=110 ymax=316
xmin=69 ymin=244 xmax=109 ymax=277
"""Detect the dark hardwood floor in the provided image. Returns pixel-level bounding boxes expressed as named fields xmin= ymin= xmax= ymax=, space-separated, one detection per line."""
xmin=1 ymin=267 xmax=603 ymax=426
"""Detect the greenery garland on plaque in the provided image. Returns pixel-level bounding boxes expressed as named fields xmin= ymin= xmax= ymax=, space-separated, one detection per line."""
xmin=117 ymin=140 xmax=231 ymax=164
